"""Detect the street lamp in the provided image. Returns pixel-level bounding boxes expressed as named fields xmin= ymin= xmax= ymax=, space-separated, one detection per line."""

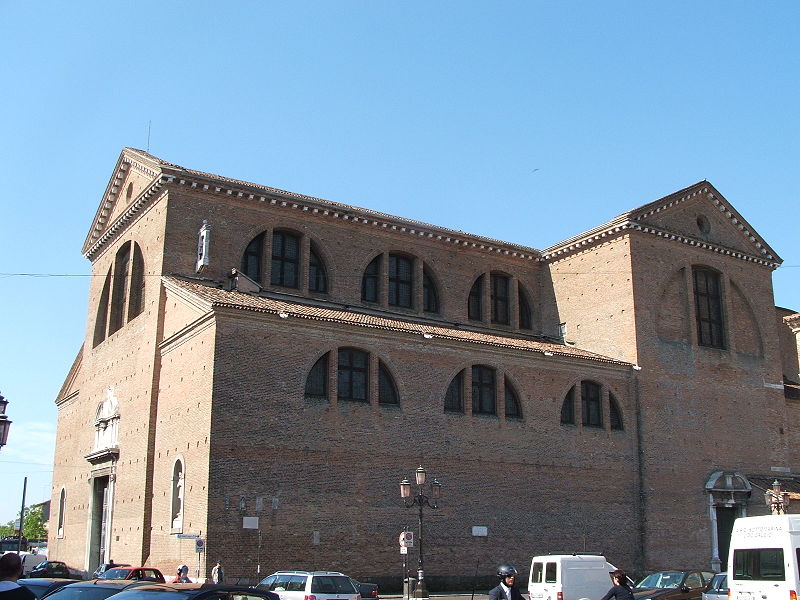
xmin=0 ymin=393 xmax=11 ymax=450
xmin=765 ymin=480 xmax=791 ymax=514
xmin=400 ymin=466 xmax=441 ymax=599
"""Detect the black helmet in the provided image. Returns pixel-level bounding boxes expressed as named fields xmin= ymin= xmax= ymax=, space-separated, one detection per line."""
xmin=498 ymin=565 xmax=518 ymax=578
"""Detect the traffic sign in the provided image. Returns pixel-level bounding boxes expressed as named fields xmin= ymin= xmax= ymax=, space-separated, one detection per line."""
xmin=195 ymin=538 xmax=205 ymax=553
xmin=177 ymin=533 xmax=200 ymax=539
xmin=400 ymin=547 xmax=408 ymax=554
xmin=399 ymin=531 xmax=413 ymax=547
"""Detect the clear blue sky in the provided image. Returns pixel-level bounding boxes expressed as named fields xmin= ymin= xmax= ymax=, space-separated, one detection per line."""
xmin=0 ymin=1 xmax=797 ymax=523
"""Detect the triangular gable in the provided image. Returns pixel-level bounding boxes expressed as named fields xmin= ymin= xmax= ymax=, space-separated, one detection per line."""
xmin=81 ymin=148 xmax=167 ymax=259
xmin=544 ymin=181 xmax=781 ymax=266
xmin=56 ymin=346 xmax=83 ymax=405
xmin=625 ymin=181 xmax=781 ymax=263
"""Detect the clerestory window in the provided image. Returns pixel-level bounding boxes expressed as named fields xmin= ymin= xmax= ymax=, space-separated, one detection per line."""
xmin=693 ymin=266 xmax=725 ymax=349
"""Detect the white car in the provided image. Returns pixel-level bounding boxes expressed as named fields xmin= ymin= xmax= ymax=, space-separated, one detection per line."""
xmin=256 ymin=571 xmax=360 ymax=600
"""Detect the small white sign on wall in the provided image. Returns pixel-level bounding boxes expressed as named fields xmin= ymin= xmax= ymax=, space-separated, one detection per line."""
xmin=472 ymin=526 xmax=488 ymax=537
xmin=243 ymin=516 xmax=259 ymax=529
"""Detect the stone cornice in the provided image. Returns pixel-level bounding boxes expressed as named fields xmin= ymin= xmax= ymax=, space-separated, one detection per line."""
xmin=159 ymin=171 xmax=542 ymax=261
xmin=785 ymin=312 xmax=800 ymax=332
xmin=542 ymin=220 xmax=780 ymax=270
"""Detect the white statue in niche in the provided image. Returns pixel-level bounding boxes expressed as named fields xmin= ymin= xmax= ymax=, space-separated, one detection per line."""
xmin=171 ymin=460 xmax=184 ymax=529
xmin=93 ymin=387 xmax=120 ymax=451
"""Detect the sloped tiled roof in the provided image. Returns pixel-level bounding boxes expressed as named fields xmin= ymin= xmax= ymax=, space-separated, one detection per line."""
xmin=163 ymin=276 xmax=630 ymax=367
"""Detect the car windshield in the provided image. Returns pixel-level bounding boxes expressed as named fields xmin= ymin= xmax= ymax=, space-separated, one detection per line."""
xmin=101 ymin=570 xmax=132 ymax=579
xmin=44 ymin=586 xmax=129 ymax=600
xmin=636 ymin=572 xmax=685 ymax=589
xmin=19 ymin=583 xmax=52 ymax=598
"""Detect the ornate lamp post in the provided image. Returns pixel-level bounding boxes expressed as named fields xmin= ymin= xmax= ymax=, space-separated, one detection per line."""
xmin=400 ymin=466 xmax=441 ymax=599
xmin=765 ymin=480 xmax=791 ymax=514
xmin=0 ymin=393 xmax=11 ymax=450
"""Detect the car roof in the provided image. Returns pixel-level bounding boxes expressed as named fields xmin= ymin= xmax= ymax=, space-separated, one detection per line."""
xmin=21 ymin=578 xmax=80 ymax=584
xmin=270 ymin=571 xmax=347 ymax=576
xmin=114 ymin=583 xmax=279 ymax=596
xmin=75 ymin=580 xmax=150 ymax=588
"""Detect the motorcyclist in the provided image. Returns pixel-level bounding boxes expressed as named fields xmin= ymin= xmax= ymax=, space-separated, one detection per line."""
xmin=488 ymin=565 xmax=525 ymax=600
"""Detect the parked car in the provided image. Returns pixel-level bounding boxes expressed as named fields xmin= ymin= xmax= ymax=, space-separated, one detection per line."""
xmin=18 ymin=578 xmax=81 ymax=599
xmin=256 ymin=571 xmax=360 ymax=600
xmin=702 ymin=573 xmax=727 ymax=600
xmin=349 ymin=579 xmax=378 ymax=600
xmin=634 ymin=570 xmax=717 ymax=600
xmin=37 ymin=580 xmax=147 ymax=600
xmin=29 ymin=561 xmax=73 ymax=579
xmin=99 ymin=568 xmax=165 ymax=583
xmin=94 ymin=564 xmax=132 ymax=579
xmin=108 ymin=583 xmax=279 ymax=600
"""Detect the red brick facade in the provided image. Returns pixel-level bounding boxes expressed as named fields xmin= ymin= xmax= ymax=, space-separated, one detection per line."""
xmin=49 ymin=149 xmax=800 ymax=588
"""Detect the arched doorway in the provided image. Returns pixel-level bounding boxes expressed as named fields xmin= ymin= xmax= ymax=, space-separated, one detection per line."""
xmin=705 ymin=471 xmax=751 ymax=571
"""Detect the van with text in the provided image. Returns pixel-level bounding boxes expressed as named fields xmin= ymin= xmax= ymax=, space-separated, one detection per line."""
xmin=528 ymin=554 xmax=617 ymax=600
xmin=728 ymin=514 xmax=800 ymax=600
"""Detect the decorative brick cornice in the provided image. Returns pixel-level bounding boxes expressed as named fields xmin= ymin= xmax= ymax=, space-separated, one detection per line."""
xmin=160 ymin=171 xmax=541 ymax=261
xmin=785 ymin=312 xmax=800 ymax=332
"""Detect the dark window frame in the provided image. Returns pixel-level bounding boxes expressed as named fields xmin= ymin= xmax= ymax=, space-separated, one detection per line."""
xmin=560 ymin=386 xmax=575 ymax=425
xmin=468 ymin=275 xmax=484 ymax=321
xmin=241 ymin=232 xmax=264 ymax=282
xmin=308 ymin=246 xmax=328 ymax=293
xmin=505 ymin=378 xmax=522 ymax=419
xmin=445 ymin=371 xmax=464 ymax=413
xmin=491 ymin=273 xmax=510 ymax=325
xmin=471 ymin=365 xmax=496 ymax=415
xmin=338 ymin=348 xmax=369 ymax=402
xmin=581 ymin=381 xmax=603 ymax=428
xmin=388 ymin=254 xmax=413 ymax=308
xmin=304 ymin=353 xmax=329 ymax=399
xmin=271 ymin=230 xmax=300 ymax=288
xmin=693 ymin=266 xmax=725 ymax=349
xmin=362 ymin=256 xmax=381 ymax=303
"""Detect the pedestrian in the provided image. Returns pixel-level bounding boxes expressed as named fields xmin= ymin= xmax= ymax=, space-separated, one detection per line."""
xmin=211 ymin=561 xmax=224 ymax=584
xmin=599 ymin=569 xmax=634 ymax=600
xmin=0 ymin=553 xmax=36 ymax=600
xmin=488 ymin=565 xmax=525 ymax=600
xmin=172 ymin=565 xmax=190 ymax=583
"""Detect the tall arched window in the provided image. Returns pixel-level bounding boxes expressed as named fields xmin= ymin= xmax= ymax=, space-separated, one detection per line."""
xmin=338 ymin=348 xmax=369 ymax=402
xmin=560 ymin=381 xmax=623 ymax=431
xmin=491 ymin=274 xmax=510 ymax=325
xmin=57 ymin=488 xmax=66 ymax=537
xmin=171 ymin=459 xmax=185 ymax=532
xmin=388 ymin=254 xmax=413 ymax=308
xmin=472 ymin=365 xmax=496 ymax=415
xmin=304 ymin=347 xmax=400 ymax=406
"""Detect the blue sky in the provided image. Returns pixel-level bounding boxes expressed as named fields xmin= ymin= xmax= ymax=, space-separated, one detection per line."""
xmin=0 ymin=1 xmax=797 ymax=523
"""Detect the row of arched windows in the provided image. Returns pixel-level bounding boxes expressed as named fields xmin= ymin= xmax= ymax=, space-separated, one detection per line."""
xmin=303 ymin=347 xmax=624 ymax=430
xmin=241 ymin=228 xmax=534 ymax=329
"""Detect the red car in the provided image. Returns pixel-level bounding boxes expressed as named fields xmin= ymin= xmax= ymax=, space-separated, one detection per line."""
xmin=99 ymin=567 xmax=166 ymax=583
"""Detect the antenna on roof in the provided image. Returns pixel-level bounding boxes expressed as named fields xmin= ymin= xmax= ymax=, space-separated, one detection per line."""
xmin=147 ymin=120 xmax=151 ymax=153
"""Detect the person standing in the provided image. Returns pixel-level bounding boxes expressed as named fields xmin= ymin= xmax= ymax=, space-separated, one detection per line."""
xmin=211 ymin=561 xmax=224 ymax=584
xmin=0 ymin=554 xmax=36 ymax=600
xmin=599 ymin=570 xmax=634 ymax=600
xmin=488 ymin=565 xmax=525 ymax=600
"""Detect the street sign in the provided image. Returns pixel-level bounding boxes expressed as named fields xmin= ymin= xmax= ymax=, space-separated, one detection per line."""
xmin=177 ymin=533 xmax=200 ymax=539
xmin=195 ymin=538 xmax=205 ymax=553
xmin=399 ymin=531 xmax=413 ymax=547
xmin=400 ymin=546 xmax=408 ymax=554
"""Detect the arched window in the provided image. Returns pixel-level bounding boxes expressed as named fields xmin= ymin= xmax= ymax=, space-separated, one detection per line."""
xmin=693 ymin=266 xmax=725 ymax=348
xmin=57 ymin=488 xmax=66 ymax=537
xmin=304 ymin=353 xmax=329 ymax=399
xmin=444 ymin=371 xmax=463 ymax=413
xmin=338 ymin=348 xmax=369 ymax=402
xmin=171 ymin=459 xmax=185 ymax=532
xmin=271 ymin=230 xmax=300 ymax=288
xmin=378 ymin=361 xmax=399 ymax=404
xmin=561 ymin=381 xmax=623 ymax=431
xmin=471 ymin=365 xmax=496 ymax=415
xmin=505 ymin=378 xmax=522 ymax=419
xmin=423 ymin=267 xmax=439 ymax=313
xmin=491 ymin=274 xmax=510 ymax=325
xmin=468 ymin=276 xmax=484 ymax=321
xmin=362 ymin=256 xmax=380 ymax=303
xmin=309 ymin=246 xmax=328 ymax=293
xmin=241 ymin=233 xmax=264 ymax=282
xmin=609 ymin=393 xmax=623 ymax=430
xmin=305 ymin=347 xmax=400 ymax=405
xmin=97 ymin=241 xmax=146 ymax=342
xmin=389 ymin=254 xmax=413 ymax=308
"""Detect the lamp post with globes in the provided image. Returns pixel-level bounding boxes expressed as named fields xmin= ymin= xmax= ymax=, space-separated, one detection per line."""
xmin=400 ymin=466 xmax=441 ymax=599
xmin=0 ymin=393 xmax=11 ymax=451
xmin=765 ymin=480 xmax=791 ymax=515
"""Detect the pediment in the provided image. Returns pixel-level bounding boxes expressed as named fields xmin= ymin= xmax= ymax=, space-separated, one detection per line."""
xmin=629 ymin=182 xmax=781 ymax=263
xmin=81 ymin=148 xmax=166 ymax=259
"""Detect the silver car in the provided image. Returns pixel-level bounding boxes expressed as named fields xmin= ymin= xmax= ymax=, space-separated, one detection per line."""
xmin=702 ymin=573 xmax=727 ymax=600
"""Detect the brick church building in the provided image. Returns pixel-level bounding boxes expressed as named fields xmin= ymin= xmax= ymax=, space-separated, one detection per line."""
xmin=50 ymin=148 xmax=800 ymax=586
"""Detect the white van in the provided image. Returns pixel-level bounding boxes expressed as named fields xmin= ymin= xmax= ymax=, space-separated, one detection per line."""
xmin=528 ymin=554 xmax=617 ymax=600
xmin=728 ymin=514 xmax=800 ymax=600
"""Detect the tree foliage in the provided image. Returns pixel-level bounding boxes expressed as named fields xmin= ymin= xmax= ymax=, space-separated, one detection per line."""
xmin=22 ymin=505 xmax=47 ymax=539
xmin=0 ymin=521 xmax=14 ymax=537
